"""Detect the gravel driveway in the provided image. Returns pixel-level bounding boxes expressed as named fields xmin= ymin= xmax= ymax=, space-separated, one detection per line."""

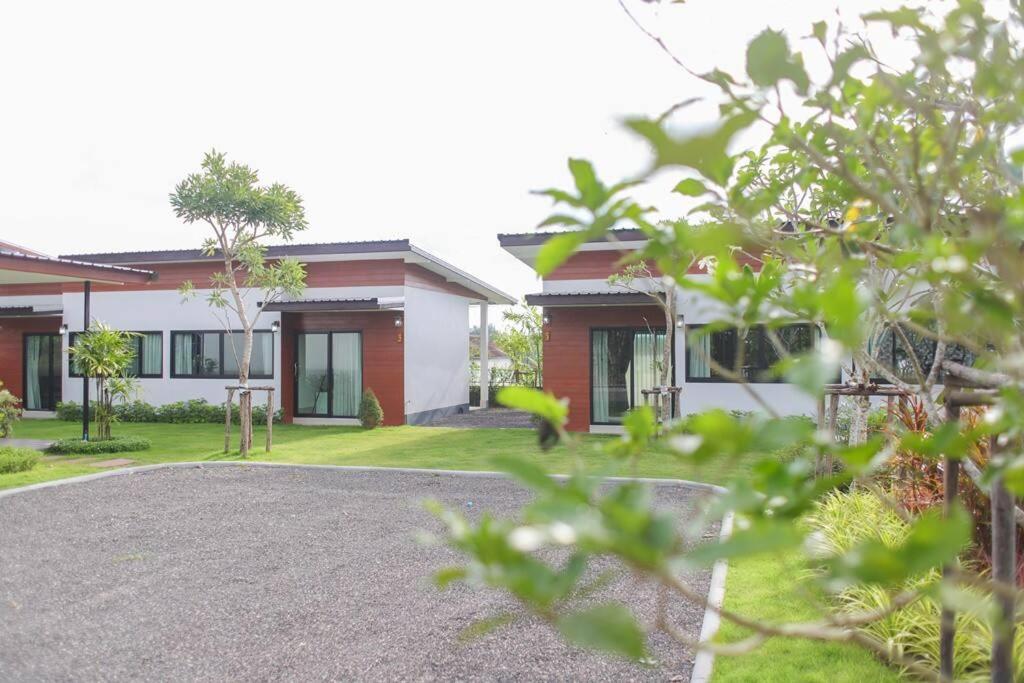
xmin=0 ymin=465 xmax=717 ymax=681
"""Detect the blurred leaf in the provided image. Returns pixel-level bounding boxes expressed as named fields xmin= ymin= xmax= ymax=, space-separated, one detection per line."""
xmin=491 ymin=454 xmax=557 ymax=493
xmin=685 ymin=520 xmax=803 ymax=566
xmin=556 ymin=604 xmax=647 ymax=660
xmin=625 ymin=112 xmax=756 ymax=185
xmin=746 ymin=29 xmax=809 ymax=94
xmin=672 ymin=178 xmax=709 ymax=196
xmin=459 ymin=612 xmax=517 ymax=643
xmin=497 ymin=386 xmax=568 ymax=428
xmin=535 ymin=232 xmax=588 ymax=277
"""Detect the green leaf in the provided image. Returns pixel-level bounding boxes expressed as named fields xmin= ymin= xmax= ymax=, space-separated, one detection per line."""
xmin=434 ymin=566 xmax=468 ymax=588
xmin=672 ymin=178 xmax=709 ymax=197
xmin=778 ymin=348 xmax=840 ymax=397
xmin=746 ymin=29 xmax=810 ymax=94
xmin=811 ymin=20 xmax=827 ymax=47
xmin=625 ymin=112 xmax=756 ymax=185
xmin=497 ymin=386 xmax=568 ymax=428
xmin=535 ymin=232 xmax=587 ymax=277
xmin=458 ymin=612 xmax=517 ymax=642
xmin=685 ymin=520 xmax=803 ymax=566
xmin=567 ymin=158 xmax=606 ymax=210
xmin=490 ymin=454 xmax=557 ymax=492
xmin=556 ymin=604 xmax=647 ymax=660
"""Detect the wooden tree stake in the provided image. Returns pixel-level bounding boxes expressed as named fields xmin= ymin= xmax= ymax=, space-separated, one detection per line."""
xmin=224 ymin=388 xmax=235 ymax=454
xmin=265 ymin=388 xmax=274 ymax=453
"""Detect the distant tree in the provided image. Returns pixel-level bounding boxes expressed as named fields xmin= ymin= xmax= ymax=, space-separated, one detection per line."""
xmin=171 ymin=150 xmax=308 ymax=457
xmin=493 ymin=302 xmax=543 ymax=388
xmin=358 ymin=388 xmax=384 ymax=429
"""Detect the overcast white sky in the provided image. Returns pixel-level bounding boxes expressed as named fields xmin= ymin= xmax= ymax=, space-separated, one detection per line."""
xmin=1 ymin=0 xmax=908 ymax=320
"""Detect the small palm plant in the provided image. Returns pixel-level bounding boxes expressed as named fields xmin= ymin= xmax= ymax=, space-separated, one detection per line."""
xmin=68 ymin=323 xmax=139 ymax=441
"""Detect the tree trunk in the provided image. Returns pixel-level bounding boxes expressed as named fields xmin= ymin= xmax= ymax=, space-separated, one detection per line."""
xmin=659 ymin=289 xmax=676 ymax=426
xmin=239 ymin=390 xmax=252 ymax=457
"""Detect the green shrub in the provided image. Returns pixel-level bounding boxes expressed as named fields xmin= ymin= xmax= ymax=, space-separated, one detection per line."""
xmin=0 ymin=447 xmax=40 ymax=474
xmin=805 ymin=490 xmax=1024 ymax=680
xmin=55 ymin=399 xmax=281 ymax=425
xmin=0 ymin=382 xmax=23 ymax=437
xmin=45 ymin=436 xmax=152 ymax=455
xmin=358 ymin=388 xmax=384 ymax=429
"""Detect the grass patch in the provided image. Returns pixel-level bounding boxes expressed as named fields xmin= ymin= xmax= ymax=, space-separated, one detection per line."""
xmin=5 ymin=420 xmax=759 ymax=489
xmin=711 ymin=553 xmax=900 ymax=682
xmin=0 ymin=447 xmax=40 ymax=474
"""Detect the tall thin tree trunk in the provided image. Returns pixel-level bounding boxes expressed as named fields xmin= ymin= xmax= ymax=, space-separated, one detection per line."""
xmin=659 ymin=288 xmax=676 ymax=426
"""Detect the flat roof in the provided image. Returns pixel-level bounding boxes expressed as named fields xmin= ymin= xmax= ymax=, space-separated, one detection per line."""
xmin=62 ymin=240 xmax=514 ymax=305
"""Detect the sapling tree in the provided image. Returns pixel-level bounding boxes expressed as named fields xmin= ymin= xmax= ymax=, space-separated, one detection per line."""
xmin=493 ymin=302 xmax=544 ymax=388
xmin=171 ymin=150 xmax=307 ymax=457
xmin=430 ymin=2 xmax=1024 ymax=679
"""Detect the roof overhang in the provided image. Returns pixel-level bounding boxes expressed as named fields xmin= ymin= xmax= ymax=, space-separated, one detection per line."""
xmin=260 ymin=297 xmax=405 ymax=313
xmin=524 ymin=292 xmax=662 ymax=307
xmin=498 ymin=229 xmax=648 ymax=269
xmin=0 ymin=250 xmax=156 ymax=286
xmin=0 ymin=306 xmax=63 ymax=318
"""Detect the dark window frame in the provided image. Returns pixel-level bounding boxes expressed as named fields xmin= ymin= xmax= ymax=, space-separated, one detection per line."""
xmin=859 ymin=324 xmax=973 ymax=384
xmin=293 ymin=330 xmax=364 ymax=419
xmin=170 ymin=330 xmax=274 ymax=379
xmin=69 ymin=330 xmax=164 ymax=379
xmin=589 ymin=326 xmax=675 ymax=427
xmin=684 ymin=323 xmax=816 ymax=384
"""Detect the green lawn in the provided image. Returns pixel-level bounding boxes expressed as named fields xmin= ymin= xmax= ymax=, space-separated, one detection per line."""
xmin=4 ymin=419 xmax=899 ymax=681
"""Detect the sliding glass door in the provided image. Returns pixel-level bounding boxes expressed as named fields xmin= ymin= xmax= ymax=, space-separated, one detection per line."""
xmin=295 ymin=332 xmax=362 ymax=417
xmin=591 ymin=328 xmax=669 ymax=425
xmin=24 ymin=334 xmax=61 ymax=411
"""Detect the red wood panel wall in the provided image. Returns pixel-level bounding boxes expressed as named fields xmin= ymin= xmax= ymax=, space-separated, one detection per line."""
xmin=543 ymin=305 xmax=665 ymax=432
xmin=0 ymin=316 xmax=63 ymax=402
xmin=280 ymin=310 xmax=405 ymax=426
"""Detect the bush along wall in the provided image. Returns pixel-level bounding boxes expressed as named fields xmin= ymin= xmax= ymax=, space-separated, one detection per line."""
xmin=56 ymin=399 xmax=283 ymax=425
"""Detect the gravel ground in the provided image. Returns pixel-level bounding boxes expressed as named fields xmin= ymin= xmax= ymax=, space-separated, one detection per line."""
xmin=0 ymin=465 xmax=717 ymax=682
xmin=425 ymin=408 xmax=535 ymax=429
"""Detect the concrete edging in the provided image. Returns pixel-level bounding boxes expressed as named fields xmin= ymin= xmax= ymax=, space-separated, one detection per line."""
xmin=690 ymin=511 xmax=735 ymax=683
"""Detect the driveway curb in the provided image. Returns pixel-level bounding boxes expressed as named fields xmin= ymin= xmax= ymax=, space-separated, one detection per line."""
xmin=0 ymin=460 xmax=726 ymax=499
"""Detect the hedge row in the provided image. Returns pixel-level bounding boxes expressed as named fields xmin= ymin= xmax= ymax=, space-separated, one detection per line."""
xmin=46 ymin=436 xmax=152 ymax=455
xmin=55 ymin=399 xmax=283 ymax=425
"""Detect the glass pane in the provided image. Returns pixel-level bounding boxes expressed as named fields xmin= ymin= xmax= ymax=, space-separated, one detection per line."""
xmin=25 ymin=336 xmax=42 ymax=410
xmin=633 ymin=331 xmax=665 ymax=396
xmin=224 ymin=332 xmax=273 ymax=378
xmin=591 ymin=329 xmax=633 ymax=424
xmin=173 ymin=333 xmax=194 ymax=375
xmin=127 ymin=337 xmax=142 ymax=376
xmin=297 ymin=333 xmax=329 ymax=415
xmin=708 ymin=328 xmax=737 ymax=379
xmin=331 ymin=333 xmax=362 ymax=417
xmin=25 ymin=335 xmax=60 ymax=410
xmin=200 ymin=333 xmax=221 ymax=376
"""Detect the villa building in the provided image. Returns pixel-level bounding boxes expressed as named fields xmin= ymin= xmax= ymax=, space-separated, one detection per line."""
xmin=0 ymin=240 xmax=513 ymax=426
xmin=499 ymin=229 xmax=820 ymax=432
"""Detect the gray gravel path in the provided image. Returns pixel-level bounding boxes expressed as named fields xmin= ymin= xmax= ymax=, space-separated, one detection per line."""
xmin=0 ymin=465 xmax=716 ymax=681
xmin=426 ymin=408 xmax=536 ymax=429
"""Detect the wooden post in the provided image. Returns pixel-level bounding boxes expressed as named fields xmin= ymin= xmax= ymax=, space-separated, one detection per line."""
xmin=265 ymin=388 xmax=274 ymax=453
xmin=826 ymin=393 xmax=840 ymax=476
xmin=224 ymin=388 xmax=235 ymax=454
xmin=991 ymin=433 xmax=1016 ymax=683
xmin=816 ymin=394 xmax=826 ymax=478
xmin=939 ymin=403 xmax=961 ymax=681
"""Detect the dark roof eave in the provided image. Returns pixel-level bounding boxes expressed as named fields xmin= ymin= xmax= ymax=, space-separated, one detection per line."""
xmin=498 ymin=229 xmax=648 ymax=248
xmin=260 ymin=298 xmax=403 ymax=313
xmin=61 ymin=240 xmax=413 ymax=264
xmin=524 ymin=292 xmax=662 ymax=307
xmin=0 ymin=306 xmax=64 ymax=318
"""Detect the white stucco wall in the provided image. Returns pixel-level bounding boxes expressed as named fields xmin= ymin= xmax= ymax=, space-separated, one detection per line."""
xmin=403 ymin=286 xmax=470 ymax=419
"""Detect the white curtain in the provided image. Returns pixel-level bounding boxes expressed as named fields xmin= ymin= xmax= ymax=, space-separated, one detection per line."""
xmin=633 ymin=332 xmax=665 ymax=400
xmin=687 ymin=329 xmax=711 ymax=378
xmin=25 ymin=336 xmax=41 ymax=410
xmin=141 ymin=333 xmax=162 ymax=375
xmin=332 ymin=333 xmax=362 ymax=417
xmin=174 ymin=334 xmax=194 ymax=375
xmin=591 ymin=331 xmax=610 ymax=423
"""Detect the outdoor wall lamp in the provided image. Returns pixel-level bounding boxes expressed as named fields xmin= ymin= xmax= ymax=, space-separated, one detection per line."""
xmin=676 ymin=314 xmax=685 ymax=328
xmin=59 ymin=323 xmax=69 ymax=335
xmin=270 ymin=320 xmax=281 ymax=334
xmin=542 ymin=313 xmax=551 ymax=325
xmin=394 ymin=316 xmax=403 ymax=328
